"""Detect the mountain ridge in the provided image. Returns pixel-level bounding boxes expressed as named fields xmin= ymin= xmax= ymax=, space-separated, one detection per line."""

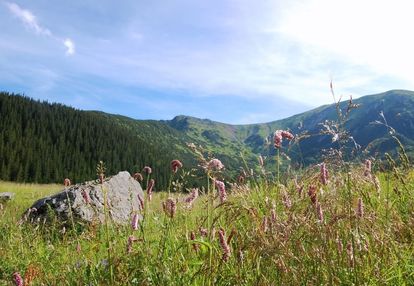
xmin=0 ymin=89 xmax=413 ymax=184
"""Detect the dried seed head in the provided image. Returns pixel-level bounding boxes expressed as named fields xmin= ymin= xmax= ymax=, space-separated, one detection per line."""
xmin=171 ymin=159 xmax=183 ymax=173
xmin=64 ymin=178 xmax=71 ymax=187
xmin=133 ymin=172 xmax=143 ymax=182
xmin=143 ymin=166 xmax=152 ymax=175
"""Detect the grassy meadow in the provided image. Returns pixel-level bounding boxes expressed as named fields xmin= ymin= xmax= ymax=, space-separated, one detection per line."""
xmin=1 ymin=156 xmax=414 ymax=285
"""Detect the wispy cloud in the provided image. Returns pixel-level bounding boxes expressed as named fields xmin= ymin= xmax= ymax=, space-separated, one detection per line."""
xmin=5 ymin=2 xmax=51 ymax=35
xmin=5 ymin=2 xmax=75 ymax=55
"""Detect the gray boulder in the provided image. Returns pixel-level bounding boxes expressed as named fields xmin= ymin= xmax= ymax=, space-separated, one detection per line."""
xmin=24 ymin=171 xmax=144 ymax=225
xmin=0 ymin=192 xmax=15 ymax=202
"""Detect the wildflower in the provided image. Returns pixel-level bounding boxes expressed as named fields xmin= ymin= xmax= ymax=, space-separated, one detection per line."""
xmin=316 ymin=203 xmax=324 ymax=222
xmin=127 ymin=235 xmax=138 ymax=253
xmin=274 ymin=130 xmax=294 ymax=149
xmin=190 ymin=231 xmax=199 ymax=252
xmin=137 ymin=194 xmax=144 ymax=210
xmin=81 ymin=189 xmax=90 ymax=204
xmin=64 ymin=178 xmax=71 ymax=187
xmin=184 ymin=188 xmax=199 ymax=206
xmin=163 ymin=198 xmax=176 ymax=218
xmin=171 ymin=159 xmax=183 ymax=173
xmin=364 ymin=159 xmax=372 ymax=177
xmin=357 ymin=198 xmax=364 ymax=218
xmin=131 ymin=213 xmax=139 ymax=230
xmin=281 ymin=130 xmax=294 ymax=140
xmin=218 ymin=228 xmax=231 ymax=262
xmin=146 ymin=179 xmax=155 ymax=201
xmin=273 ymin=130 xmax=283 ymax=148
xmin=308 ymin=185 xmax=317 ymax=205
xmin=133 ymin=172 xmax=143 ymax=182
xmin=320 ymin=163 xmax=328 ymax=185
xmin=207 ymin=158 xmax=224 ymax=171
xmin=215 ymin=180 xmax=227 ymax=203
xmin=143 ymin=166 xmax=152 ymax=175
xmin=12 ymin=272 xmax=23 ymax=286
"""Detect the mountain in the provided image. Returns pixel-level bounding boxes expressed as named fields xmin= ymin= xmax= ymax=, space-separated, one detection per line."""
xmin=1 ymin=90 xmax=413 ymax=185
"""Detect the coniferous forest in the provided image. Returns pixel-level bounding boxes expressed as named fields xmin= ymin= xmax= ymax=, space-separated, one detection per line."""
xmin=0 ymin=92 xmax=192 ymax=188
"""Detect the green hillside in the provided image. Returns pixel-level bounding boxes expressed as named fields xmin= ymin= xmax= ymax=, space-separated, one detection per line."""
xmin=1 ymin=90 xmax=413 ymax=185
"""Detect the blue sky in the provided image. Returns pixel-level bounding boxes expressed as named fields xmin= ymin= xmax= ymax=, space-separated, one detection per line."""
xmin=1 ymin=0 xmax=413 ymax=124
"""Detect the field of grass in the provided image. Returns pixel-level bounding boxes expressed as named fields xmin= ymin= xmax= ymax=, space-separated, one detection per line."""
xmin=1 ymin=159 xmax=414 ymax=285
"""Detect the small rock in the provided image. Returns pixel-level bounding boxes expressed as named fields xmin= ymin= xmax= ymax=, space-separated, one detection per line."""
xmin=0 ymin=192 xmax=15 ymax=202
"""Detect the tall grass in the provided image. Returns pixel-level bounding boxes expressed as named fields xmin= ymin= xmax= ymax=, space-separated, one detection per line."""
xmin=0 ymin=155 xmax=413 ymax=285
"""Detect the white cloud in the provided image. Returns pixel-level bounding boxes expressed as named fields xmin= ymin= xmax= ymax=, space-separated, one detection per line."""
xmin=5 ymin=2 xmax=51 ymax=35
xmin=277 ymin=0 xmax=414 ymax=85
xmin=64 ymin=38 xmax=75 ymax=55
xmin=5 ymin=2 xmax=75 ymax=55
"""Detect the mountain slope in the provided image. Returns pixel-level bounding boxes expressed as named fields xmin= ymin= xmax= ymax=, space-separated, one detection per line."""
xmin=1 ymin=90 xmax=413 ymax=185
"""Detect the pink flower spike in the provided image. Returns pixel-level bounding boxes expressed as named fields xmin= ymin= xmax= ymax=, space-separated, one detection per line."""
xmin=143 ymin=166 xmax=152 ymax=175
xmin=273 ymin=130 xmax=283 ymax=148
xmin=364 ymin=159 xmax=372 ymax=177
xmin=131 ymin=213 xmax=139 ymax=230
xmin=320 ymin=163 xmax=328 ymax=185
xmin=218 ymin=228 xmax=231 ymax=262
xmin=357 ymin=197 xmax=364 ymax=218
xmin=138 ymin=194 xmax=144 ymax=210
xmin=163 ymin=198 xmax=177 ymax=218
xmin=207 ymin=158 xmax=224 ymax=171
xmin=215 ymin=180 xmax=227 ymax=203
xmin=12 ymin=272 xmax=23 ymax=286
xmin=281 ymin=130 xmax=294 ymax=140
xmin=171 ymin=159 xmax=183 ymax=173
xmin=146 ymin=179 xmax=155 ymax=201
xmin=184 ymin=188 xmax=199 ymax=206
xmin=81 ymin=189 xmax=90 ymax=204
